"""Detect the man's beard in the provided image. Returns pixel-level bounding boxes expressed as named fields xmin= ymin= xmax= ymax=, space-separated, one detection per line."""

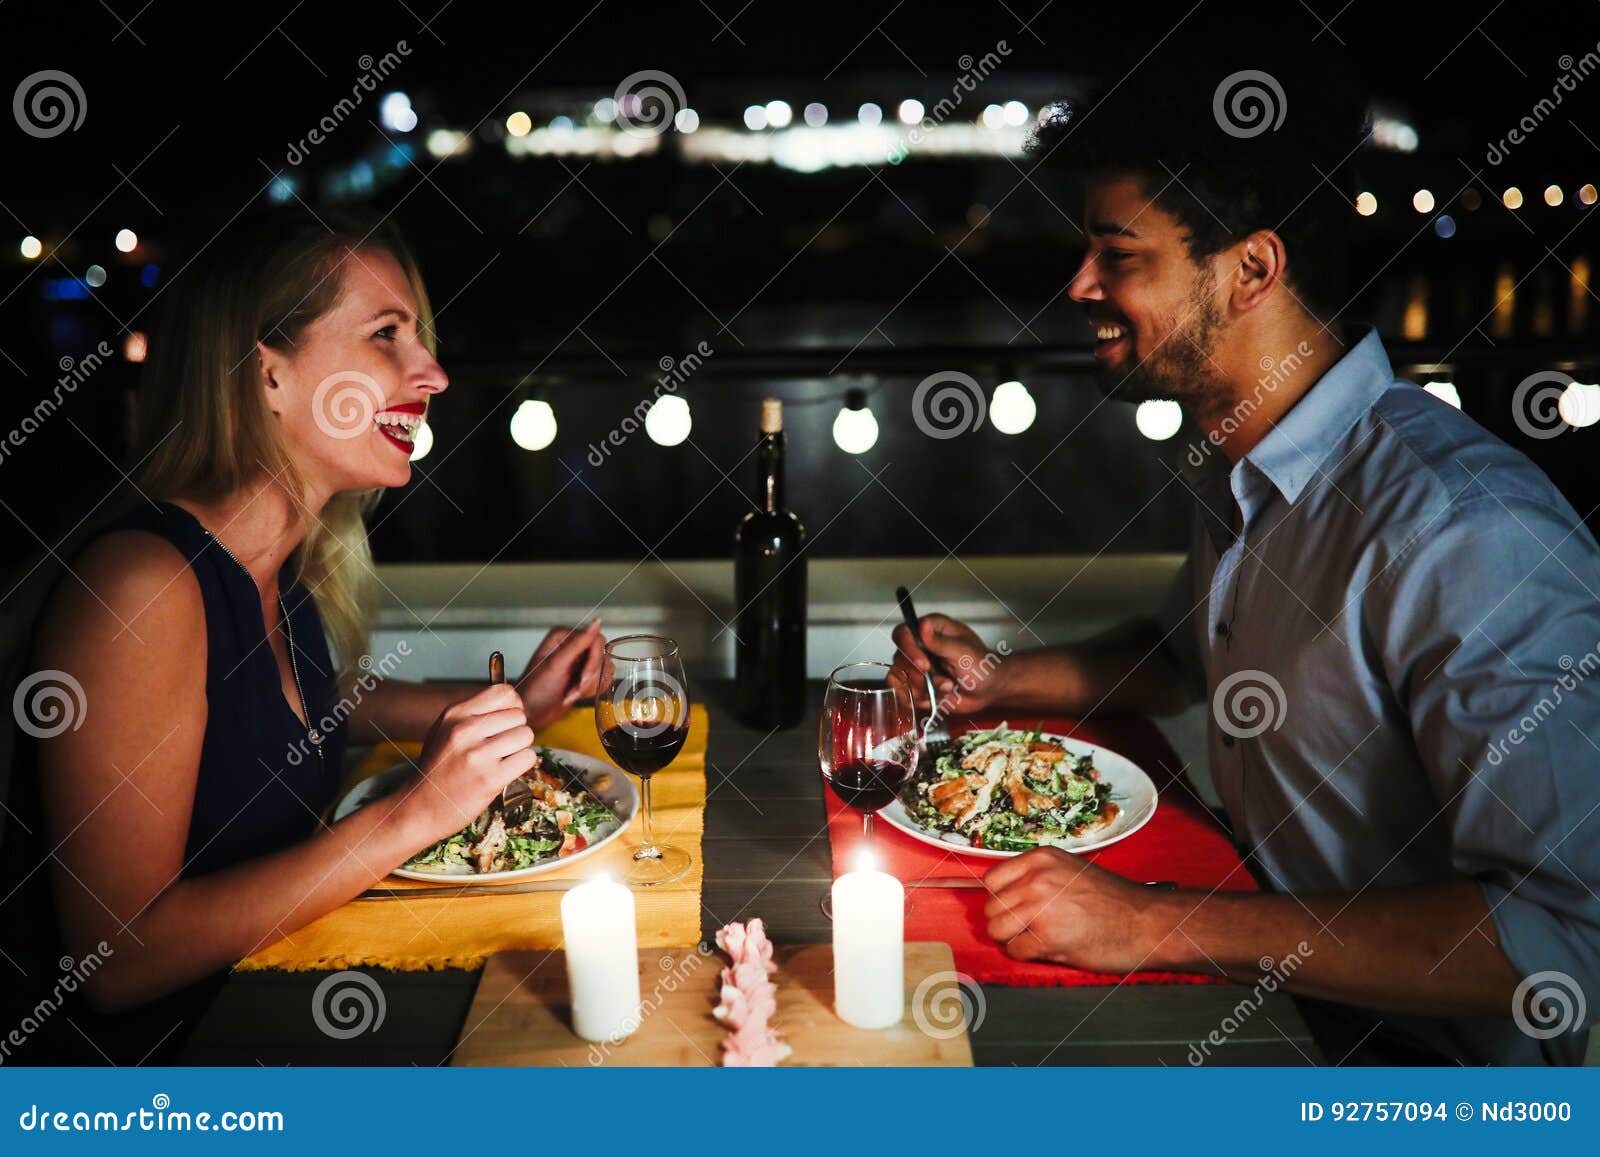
xmin=1096 ymin=279 xmax=1229 ymax=416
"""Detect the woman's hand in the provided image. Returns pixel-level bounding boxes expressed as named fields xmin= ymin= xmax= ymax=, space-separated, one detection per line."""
xmin=401 ymin=683 xmax=537 ymax=846
xmin=517 ymin=620 xmax=605 ymax=727
xmin=889 ymin=612 xmax=1008 ymax=716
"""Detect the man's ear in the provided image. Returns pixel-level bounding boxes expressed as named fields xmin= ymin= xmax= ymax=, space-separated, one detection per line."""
xmin=257 ymin=342 xmax=290 ymax=417
xmin=1229 ymin=229 xmax=1287 ymax=313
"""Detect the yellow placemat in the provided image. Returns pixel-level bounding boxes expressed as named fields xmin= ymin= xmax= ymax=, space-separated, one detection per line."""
xmin=236 ymin=704 xmax=707 ymax=972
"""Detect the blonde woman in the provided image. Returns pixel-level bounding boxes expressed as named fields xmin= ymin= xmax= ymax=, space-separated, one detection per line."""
xmin=0 ymin=211 xmax=601 ymax=1061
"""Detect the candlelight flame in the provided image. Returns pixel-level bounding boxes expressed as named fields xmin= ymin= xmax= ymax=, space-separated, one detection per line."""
xmin=853 ymin=847 xmax=878 ymax=874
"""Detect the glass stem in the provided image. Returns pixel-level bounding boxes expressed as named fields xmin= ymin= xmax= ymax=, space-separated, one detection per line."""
xmin=863 ymin=811 xmax=874 ymax=845
xmin=639 ymin=775 xmax=656 ymax=854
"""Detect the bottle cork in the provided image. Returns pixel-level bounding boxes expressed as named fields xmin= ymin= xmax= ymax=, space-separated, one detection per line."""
xmin=760 ymin=398 xmax=783 ymax=434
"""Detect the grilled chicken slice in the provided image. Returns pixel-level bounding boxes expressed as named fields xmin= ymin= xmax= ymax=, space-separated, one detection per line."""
xmin=929 ymin=774 xmax=985 ymax=805
xmin=471 ymin=809 xmax=508 ymax=873
xmin=930 ymin=771 xmax=999 ymax=828
xmin=960 ymin=743 xmax=1014 ymax=775
xmin=1004 ymin=769 xmax=1059 ymax=816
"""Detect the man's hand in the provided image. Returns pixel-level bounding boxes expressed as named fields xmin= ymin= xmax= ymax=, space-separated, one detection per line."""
xmin=517 ymin=621 xmax=604 ymax=728
xmin=890 ymin=612 xmax=1007 ymax=715
xmin=982 ymin=848 xmax=1163 ymax=972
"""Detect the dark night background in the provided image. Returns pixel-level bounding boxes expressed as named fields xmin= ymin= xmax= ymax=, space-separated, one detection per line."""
xmin=3 ymin=0 xmax=1599 ymax=565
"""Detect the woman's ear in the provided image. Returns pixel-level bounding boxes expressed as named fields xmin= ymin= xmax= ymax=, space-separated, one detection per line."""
xmin=257 ymin=342 xmax=290 ymax=416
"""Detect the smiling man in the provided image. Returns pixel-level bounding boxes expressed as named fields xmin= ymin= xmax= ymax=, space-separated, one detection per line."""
xmin=891 ymin=65 xmax=1600 ymax=1065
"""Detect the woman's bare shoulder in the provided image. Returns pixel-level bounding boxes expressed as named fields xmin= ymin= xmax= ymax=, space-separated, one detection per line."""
xmin=36 ymin=529 xmax=206 ymax=662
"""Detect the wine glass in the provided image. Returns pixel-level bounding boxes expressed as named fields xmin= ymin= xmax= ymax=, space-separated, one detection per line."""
xmin=595 ymin=634 xmax=692 ymax=886
xmin=819 ymin=661 xmax=919 ymax=916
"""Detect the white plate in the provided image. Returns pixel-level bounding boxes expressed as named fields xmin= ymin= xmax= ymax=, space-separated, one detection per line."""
xmin=333 ymin=747 xmax=639 ymax=882
xmin=879 ymin=731 xmax=1158 ymax=858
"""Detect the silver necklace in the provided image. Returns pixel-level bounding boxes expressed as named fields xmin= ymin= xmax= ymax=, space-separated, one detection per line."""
xmin=201 ymin=528 xmax=324 ymax=765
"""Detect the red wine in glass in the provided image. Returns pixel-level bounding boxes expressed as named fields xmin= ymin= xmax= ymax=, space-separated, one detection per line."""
xmin=598 ymin=724 xmax=689 ymax=777
xmin=827 ymin=758 xmax=914 ymax=812
xmin=818 ymin=662 xmax=919 ymax=918
xmin=595 ymin=634 xmax=692 ymax=886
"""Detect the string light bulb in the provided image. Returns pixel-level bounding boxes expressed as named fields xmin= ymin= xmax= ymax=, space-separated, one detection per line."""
xmin=510 ymin=399 xmax=557 ymax=451
xmin=990 ymin=379 xmax=1036 ymax=434
xmin=644 ymin=395 xmax=692 ymax=446
xmin=1134 ymin=399 xmax=1183 ymax=441
xmin=1558 ymin=381 xmax=1600 ymax=429
xmin=1422 ymin=380 xmax=1461 ymax=409
xmin=832 ymin=387 xmax=879 ymax=454
xmin=410 ymin=419 xmax=434 ymax=460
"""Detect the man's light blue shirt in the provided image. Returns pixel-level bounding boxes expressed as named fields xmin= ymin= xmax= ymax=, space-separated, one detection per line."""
xmin=1165 ymin=328 xmax=1600 ymax=1065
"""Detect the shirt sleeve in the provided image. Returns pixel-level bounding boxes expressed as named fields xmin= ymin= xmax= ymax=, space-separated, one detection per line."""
xmin=1365 ymin=493 xmax=1600 ymax=1038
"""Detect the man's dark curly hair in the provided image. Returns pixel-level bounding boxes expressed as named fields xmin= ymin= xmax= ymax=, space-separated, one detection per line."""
xmin=1031 ymin=50 xmax=1370 ymax=323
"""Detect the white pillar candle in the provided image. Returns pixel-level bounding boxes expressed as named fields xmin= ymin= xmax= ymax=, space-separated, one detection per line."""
xmin=561 ymin=876 xmax=642 ymax=1043
xmin=831 ymin=868 xmax=904 ymax=1029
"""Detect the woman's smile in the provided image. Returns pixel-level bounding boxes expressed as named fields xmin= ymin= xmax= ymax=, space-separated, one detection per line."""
xmin=374 ymin=401 xmax=426 ymax=453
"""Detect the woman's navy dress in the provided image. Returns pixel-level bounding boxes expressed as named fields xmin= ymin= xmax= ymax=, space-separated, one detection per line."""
xmin=0 ymin=501 xmax=348 ymax=1063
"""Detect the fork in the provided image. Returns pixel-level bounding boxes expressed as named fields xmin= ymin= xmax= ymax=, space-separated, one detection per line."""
xmin=895 ymin=585 xmax=953 ymax=755
xmin=490 ymin=652 xmax=540 ymax=826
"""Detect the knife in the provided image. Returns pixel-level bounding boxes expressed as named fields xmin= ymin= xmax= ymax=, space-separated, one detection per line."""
xmin=355 ymin=880 xmax=581 ymax=901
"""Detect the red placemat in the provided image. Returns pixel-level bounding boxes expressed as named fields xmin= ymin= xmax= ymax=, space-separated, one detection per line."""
xmin=826 ymin=714 xmax=1258 ymax=987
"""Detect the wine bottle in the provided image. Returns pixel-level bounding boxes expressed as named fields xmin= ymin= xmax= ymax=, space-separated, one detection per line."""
xmin=734 ymin=398 xmax=808 ymax=728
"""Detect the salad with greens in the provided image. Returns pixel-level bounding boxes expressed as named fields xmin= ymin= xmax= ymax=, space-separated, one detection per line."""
xmin=405 ymin=749 xmax=619 ymax=874
xmin=899 ymin=724 xmax=1118 ymax=851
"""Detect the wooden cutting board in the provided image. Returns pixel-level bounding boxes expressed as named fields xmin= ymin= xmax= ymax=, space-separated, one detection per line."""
xmin=453 ymin=942 xmax=974 ymax=1066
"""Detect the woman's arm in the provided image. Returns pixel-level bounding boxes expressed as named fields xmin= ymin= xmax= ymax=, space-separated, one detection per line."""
xmin=345 ymin=620 xmax=604 ymax=742
xmin=343 ymin=676 xmax=481 ymax=744
xmin=32 ymin=533 xmax=536 ymax=1011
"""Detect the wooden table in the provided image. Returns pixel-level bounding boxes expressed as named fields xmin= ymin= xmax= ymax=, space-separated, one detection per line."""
xmin=178 ymin=679 xmax=1323 ymax=1065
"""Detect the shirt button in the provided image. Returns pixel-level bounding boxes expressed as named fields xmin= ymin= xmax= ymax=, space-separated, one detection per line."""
xmin=1215 ymin=621 xmax=1230 ymax=637
xmin=1222 ymin=735 xmax=1236 ymax=747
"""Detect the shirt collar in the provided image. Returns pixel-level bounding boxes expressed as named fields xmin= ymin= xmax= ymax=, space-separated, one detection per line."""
xmin=1244 ymin=327 xmax=1394 ymax=505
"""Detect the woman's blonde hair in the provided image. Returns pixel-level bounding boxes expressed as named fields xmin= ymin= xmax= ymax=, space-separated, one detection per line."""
xmin=133 ymin=209 xmax=435 ymax=677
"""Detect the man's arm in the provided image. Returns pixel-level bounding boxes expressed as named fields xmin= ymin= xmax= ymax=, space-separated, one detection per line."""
xmin=984 ymin=856 xmax=1520 ymax=1016
xmin=889 ymin=556 xmax=1206 ymax=719
xmin=1356 ymin=493 xmax=1600 ymax=1024
xmin=986 ymin=494 xmax=1600 ymax=1026
xmin=986 ymin=617 xmax=1199 ymax=717
xmin=1146 ymin=878 xmax=1521 ymax=1016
